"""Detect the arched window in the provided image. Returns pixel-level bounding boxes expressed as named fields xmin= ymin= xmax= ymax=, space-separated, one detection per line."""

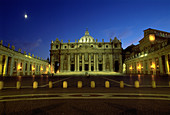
xmin=71 ymin=44 xmax=74 ymax=48
xmin=98 ymin=44 xmax=102 ymax=48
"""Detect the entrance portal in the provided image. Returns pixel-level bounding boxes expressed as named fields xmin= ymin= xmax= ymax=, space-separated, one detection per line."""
xmin=55 ymin=61 xmax=59 ymax=73
xmin=85 ymin=64 xmax=88 ymax=71
xmin=79 ymin=66 xmax=82 ymax=71
xmin=99 ymin=64 xmax=102 ymax=71
xmin=91 ymin=66 xmax=94 ymax=71
xmin=71 ymin=64 xmax=74 ymax=71
xmin=115 ymin=61 xmax=119 ymax=72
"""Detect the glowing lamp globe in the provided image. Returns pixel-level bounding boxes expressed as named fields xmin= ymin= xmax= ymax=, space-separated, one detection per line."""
xmin=149 ymin=34 xmax=155 ymax=42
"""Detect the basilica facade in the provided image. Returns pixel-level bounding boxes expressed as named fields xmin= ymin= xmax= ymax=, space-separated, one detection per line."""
xmin=50 ymin=29 xmax=122 ymax=74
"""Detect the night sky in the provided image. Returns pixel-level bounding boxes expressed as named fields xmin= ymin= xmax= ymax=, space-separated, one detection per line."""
xmin=1 ymin=0 xmax=170 ymax=59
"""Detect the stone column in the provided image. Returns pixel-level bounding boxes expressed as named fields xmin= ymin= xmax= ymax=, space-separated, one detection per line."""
xmin=134 ymin=62 xmax=136 ymax=74
xmin=77 ymin=54 xmax=80 ymax=71
xmin=152 ymin=58 xmax=156 ymax=75
xmin=3 ymin=55 xmax=8 ymax=76
xmin=94 ymin=54 xmax=96 ymax=71
xmin=38 ymin=65 xmax=40 ymax=74
xmin=159 ymin=56 xmax=163 ymax=74
xmin=139 ymin=61 xmax=142 ymax=74
xmin=110 ymin=54 xmax=113 ymax=72
xmin=74 ymin=54 xmax=77 ymax=71
xmin=165 ymin=54 xmax=170 ymax=75
xmin=96 ymin=54 xmax=99 ymax=71
xmin=9 ymin=57 xmax=14 ymax=76
xmin=39 ymin=64 xmax=41 ymax=74
xmin=34 ymin=63 xmax=37 ymax=75
xmin=89 ymin=54 xmax=91 ymax=71
xmin=82 ymin=54 xmax=85 ymax=71
xmin=103 ymin=54 xmax=105 ymax=71
xmin=23 ymin=61 xmax=26 ymax=76
xmin=135 ymin=62 xmax=137 ymax=74
xmin=147 ymin=60 xmax=151 ymax=74
xmin=0 ymin=55 xmax=3 ymax=75
xmin=68 ymin=54 xmax=70 ymax=71
xmin=17 ymin=60 xmax=20 ymax=76
xmin=143 ymin=60 xmax=146 ymax=74
xmin=27 ymin=61 xmax=30 ymax=75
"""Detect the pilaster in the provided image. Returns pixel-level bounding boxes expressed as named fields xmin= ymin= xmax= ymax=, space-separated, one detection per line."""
xmin=96 ymin=54 xmax=99 ymax=71
xmin=165 ymin=54 xmax=170 ymax=75
xmin=110 ymin=54 xmax=113 ymax=71
xmin=75 ymin=54 xmax=77 ymax=71
xmin=60 ymin=55 xmax=63 ymax=72
xmin=68 ymin=54 xmax=70 ymax=71
xmin=119 ymin=54 xmax=122 ymax=73
xmin=78 ymin=54 xmax=80 ymax=71
xmin=103 ymin=54 xmax=105 ymax=71
xmin=82 ymin=54 xmax=85 ymax=71
xmin=89 ymin=54 xmax=91 ymax=71
xmin=94 ymin=54 xmax=96 ymax=71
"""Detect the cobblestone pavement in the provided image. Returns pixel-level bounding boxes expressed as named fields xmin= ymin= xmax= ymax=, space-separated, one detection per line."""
xmin=0 ymin=74 xmax=170 ymax=114
xmin=1 ymin=98 xmax=170 ymax=115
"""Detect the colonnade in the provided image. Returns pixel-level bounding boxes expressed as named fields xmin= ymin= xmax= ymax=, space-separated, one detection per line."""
xmin=58 ymin=53 xmax=122 ymax=73
xmin=125 ymin=46 xmax=170 ymax=75
xmin=0 ymin=42 xmax=50 ymax=76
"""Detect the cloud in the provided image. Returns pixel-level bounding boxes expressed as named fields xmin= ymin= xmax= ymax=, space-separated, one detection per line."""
xmin=103 ymin=27 xmax=133 ymax=40
xmin=4 ymin=38 xmax=42 ymax=52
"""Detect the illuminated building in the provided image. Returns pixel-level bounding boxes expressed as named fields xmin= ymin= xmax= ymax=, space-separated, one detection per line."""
xmin=50 ymin=29 xmax=122 ymax=73
xmin=124 ymin=28 xmax=170 ymax=75
xmin=0 ymin=41 xmax=50 ymax=76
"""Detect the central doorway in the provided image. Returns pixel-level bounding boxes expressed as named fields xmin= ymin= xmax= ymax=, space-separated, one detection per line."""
xmin=99 ymin=64 xmax=102 ymax=71
xmin=71 ymin=64 xmax=75 ymax=71
xmin=85 ymin=64 xmax=89 ymax=71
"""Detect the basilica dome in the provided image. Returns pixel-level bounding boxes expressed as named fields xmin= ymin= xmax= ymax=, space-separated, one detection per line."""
xmin=79 ymin=29 xmax=95 ymax=43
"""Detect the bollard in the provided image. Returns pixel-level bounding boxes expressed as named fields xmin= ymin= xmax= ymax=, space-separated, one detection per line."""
xmin=135 ymin=81 xmax=140 ymax=88
xmin=105 ymin=81 xmax=110 ymax=88
xmin=0 ymin=81 xmax=4 ymax=90
xmin=49 ymin=81 xmax=53 ymax=88
xmin=63 ymin=81 xmax=67 ymax=88
xmin=91 ymin=81 xmax=95 ymax=88
xmin=77 ymin=81 xmax=82 ymax=88
xmin=120 ymin=81 xmax=124 ymax=88
xmin=33 ymin=81 xmax=38 ymax=89
xmin=16 ymin=81 xmax=21 ymax=89
xmin=152 ymin=80 xmax=156 ymax=88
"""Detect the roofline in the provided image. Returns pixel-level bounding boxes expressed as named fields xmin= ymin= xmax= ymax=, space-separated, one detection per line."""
xmin=144 ymin=28 xmax=170 ymax=34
